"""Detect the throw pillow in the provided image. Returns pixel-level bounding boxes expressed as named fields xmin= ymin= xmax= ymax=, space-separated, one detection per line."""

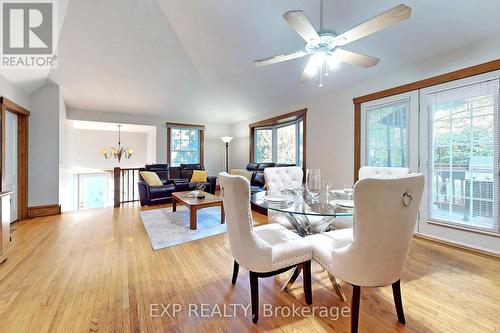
xmin=191 ymin=170 xmax=208 ymax=183
xmin=140 ymin=171 xmax=163 ymax=187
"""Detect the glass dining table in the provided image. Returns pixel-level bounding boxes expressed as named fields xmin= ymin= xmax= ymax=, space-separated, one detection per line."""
xmin=251 ymin=189 xmax=354 ymax=236
xmin=251 ymin=188 xmax=354 ymax=297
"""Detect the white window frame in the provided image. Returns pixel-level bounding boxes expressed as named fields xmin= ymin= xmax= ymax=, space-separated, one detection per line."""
xmin=168 ymin=126 xmax=203 ymax=167
xmin=419 ymin=70 xmax=500 ymax=239
xmin=254 ymin=118 xmax=303 ymax=166
xmin=360 ymin=91 xmax=419 ymax=171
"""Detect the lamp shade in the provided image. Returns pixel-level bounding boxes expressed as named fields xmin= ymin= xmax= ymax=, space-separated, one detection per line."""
xmin=220 ymin=136 xmax=234 ymax=143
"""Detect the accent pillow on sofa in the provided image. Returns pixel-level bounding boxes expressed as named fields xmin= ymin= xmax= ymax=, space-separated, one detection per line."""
xmin=139 ymin=171 xmax=163 ymax=187
xmin=191 ymin=170 xmax=208 ymax=183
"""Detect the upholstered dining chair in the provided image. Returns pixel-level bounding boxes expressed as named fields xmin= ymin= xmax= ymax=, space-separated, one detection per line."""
xmin=358 ymin=166 xmax=410 ymax=180
xmin=309 ymin=174 xmax=424 ymax=333
xmin=332 ymin=166 xmax=412 ymax=231
xmin=218 ymin=172 xmax=313 ymax=323
xmin=263 ymin=166 xmax=304 ymax=230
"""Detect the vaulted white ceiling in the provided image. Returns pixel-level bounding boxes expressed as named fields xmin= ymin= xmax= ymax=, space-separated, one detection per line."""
xmin=3 ymin=0 xmax=500 ymax=123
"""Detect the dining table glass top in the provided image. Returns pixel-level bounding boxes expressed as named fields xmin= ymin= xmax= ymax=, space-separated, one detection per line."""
xmin=251 ymin=189 xmax=354 ymax=217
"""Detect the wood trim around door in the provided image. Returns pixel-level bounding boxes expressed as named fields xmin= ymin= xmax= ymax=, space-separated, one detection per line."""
xmin=353 ymin=59 xmax=500 ymax=180
xmin=0 ymin=97 xmax=30 ymax=220
xmin=249 ymin=109 xmax=307 ymax=175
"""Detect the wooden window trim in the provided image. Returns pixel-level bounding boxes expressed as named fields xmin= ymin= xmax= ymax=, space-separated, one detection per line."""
xmin=166 ymin=122 xmax=205 ymax=166
xmin=0 ymin=97 xmax=30 ymax=220
xmin=249 ymin=109 xmax=307 ymax=175
xmin=353 ymin=58 xmax=500 ymax=182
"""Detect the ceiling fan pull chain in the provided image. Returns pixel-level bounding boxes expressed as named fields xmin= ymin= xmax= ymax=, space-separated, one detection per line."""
xmin=319 ymin=65 xmax=324 ymax=87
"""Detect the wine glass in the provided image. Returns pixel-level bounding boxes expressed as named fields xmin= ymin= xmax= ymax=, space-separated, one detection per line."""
xmin=306 ymin=169 xmax=321 ymax=202
xmin=322 ymin=179 xmax=332 ymax=202
xmin=322 ymin=179 xmax=332 ymax=192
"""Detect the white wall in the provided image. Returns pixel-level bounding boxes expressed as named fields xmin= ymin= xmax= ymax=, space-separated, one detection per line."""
xmin=29 ymin=82 xmax=60 ymax=207
xmin=72 ymin=129 xmax=149 ymax=170
xmin=67 ymin=109 xmax=231 ymax=176
xmin=0 ymin=75 xmax=30 ymax=110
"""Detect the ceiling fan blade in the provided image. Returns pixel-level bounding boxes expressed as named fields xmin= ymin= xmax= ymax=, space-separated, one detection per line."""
xmin=334 ymin=4 xmax=411 ymax=46
xmin=332 ymin=48 xmax=380 ymax=68
xmin=254 ymin=50 xmax=309 ymax=66
xmin=283 ymin=10 xmax=320 ymax=42
xmin=299 ymin=55 xmax=317 ymax=82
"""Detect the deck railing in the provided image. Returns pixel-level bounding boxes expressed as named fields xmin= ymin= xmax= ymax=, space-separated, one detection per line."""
xmin=113 ymin=167 xmax=141 ymax=207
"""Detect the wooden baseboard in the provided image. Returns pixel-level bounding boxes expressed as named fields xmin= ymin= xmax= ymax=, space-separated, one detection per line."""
xmin=28 ymin=204 xmax=61 ymax=218
xmin=414 ymin=233 xmax=500 ymax=259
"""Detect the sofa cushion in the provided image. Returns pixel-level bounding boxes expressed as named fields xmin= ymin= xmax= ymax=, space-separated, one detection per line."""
xmin=181 ymin=169 xmax=194 ymax=179
xmin=180 ymin=163 xmax=204 ymax=170
xmin=169 ymin=167 xmax=182 ymax=179
xmin=246 ymin=163 xmax=259 ymax=171
xmin=257 ymin=163 xmax=276 ymax=171
xmin=144 ymin=164 xmax=170 ymax=184
xmin=145 ymin=164 xmax=169 ymax=172
xmin=149 ymin=185 xmax=175 ymax=199
xmin=139 ymin=171 xmax=163 ymax=187
xmin=252 ymin=172 xmax=266 ymax=187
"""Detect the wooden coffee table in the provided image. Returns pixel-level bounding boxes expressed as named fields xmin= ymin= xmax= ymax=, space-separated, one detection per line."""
xmin=172 ymin=191 xmax=225 ymax=230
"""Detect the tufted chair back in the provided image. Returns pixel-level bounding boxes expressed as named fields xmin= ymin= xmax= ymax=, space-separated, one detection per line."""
xmin=218 ymin=173 xmax=273 ymax=272
xmin=263 ymin=167 xmax=303 ymax=193
xmin=332 ymin=174 xmax=424 ymax=287
xmin=358 ymin=166 xmax=410 ymax=180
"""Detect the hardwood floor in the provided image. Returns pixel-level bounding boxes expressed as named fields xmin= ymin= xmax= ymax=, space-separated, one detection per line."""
xmin=1 ymin=203 xmax=499 ymax=332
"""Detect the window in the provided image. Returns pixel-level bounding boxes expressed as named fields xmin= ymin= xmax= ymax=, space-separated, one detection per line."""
xmin=425 ymin=78 xmax=499 ymax=233
xmin=364 ymin=99 xmax=409 ymax=167
xmin=255 ymin=128 xmax=272 ymax=162
xmin=253 ymin=118 xmax=304 ymax=166
xmin=167 ymin=123 xmax=204 ymax=166
xmin=277 ymin=123 xmax=297 ymax=164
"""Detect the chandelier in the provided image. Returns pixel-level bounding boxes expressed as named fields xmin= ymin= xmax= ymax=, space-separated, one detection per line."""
xmin=101 ymin=124 xmax=133 ymax=163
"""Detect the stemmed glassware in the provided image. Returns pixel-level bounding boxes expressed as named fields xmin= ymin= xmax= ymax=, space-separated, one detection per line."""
xmin=322 ymin=179 xmax=332 ymax=201
xmin=322 ymin=179 xmax=332 ymax=193
xmin=306 ymin=169 xmax=321 ymax=203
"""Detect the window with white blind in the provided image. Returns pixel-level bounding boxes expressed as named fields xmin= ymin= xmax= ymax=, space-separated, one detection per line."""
xmin=425 ymin=78 xmax=499 ymax=233
xmin=363 ymin=99 xmax=410 ymax=167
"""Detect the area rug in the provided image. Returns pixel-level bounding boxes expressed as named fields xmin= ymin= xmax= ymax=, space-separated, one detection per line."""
xmin=140 ymin=206 xmax=226 ymax=250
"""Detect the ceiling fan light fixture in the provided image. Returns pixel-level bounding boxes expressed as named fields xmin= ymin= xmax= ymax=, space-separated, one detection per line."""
xmin=253 ymin=4 xmax=411 ymax=88
xmin=304 ymin=55 xmax=319 ymax=76
xmin=326 ymin=55 xmax=341 ymax=71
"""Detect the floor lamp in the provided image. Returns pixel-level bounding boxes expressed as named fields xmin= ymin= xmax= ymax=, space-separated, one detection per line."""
xmin=220 ymin=136 xmax=233 ymax=173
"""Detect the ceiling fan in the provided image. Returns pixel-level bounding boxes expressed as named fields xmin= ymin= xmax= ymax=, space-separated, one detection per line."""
xmin=254 ymin=3 xmax=411 ymax=87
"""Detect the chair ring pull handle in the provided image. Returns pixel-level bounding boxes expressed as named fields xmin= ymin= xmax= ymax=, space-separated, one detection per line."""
xmin=402 ymin=192 xmax=412 ymax=207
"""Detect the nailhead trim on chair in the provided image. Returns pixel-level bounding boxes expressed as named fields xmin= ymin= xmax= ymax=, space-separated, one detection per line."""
xmin=273 ymin=252 xmax=311 ymax=270
xmin=312 ymin=254 xmax=330 ymax=271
